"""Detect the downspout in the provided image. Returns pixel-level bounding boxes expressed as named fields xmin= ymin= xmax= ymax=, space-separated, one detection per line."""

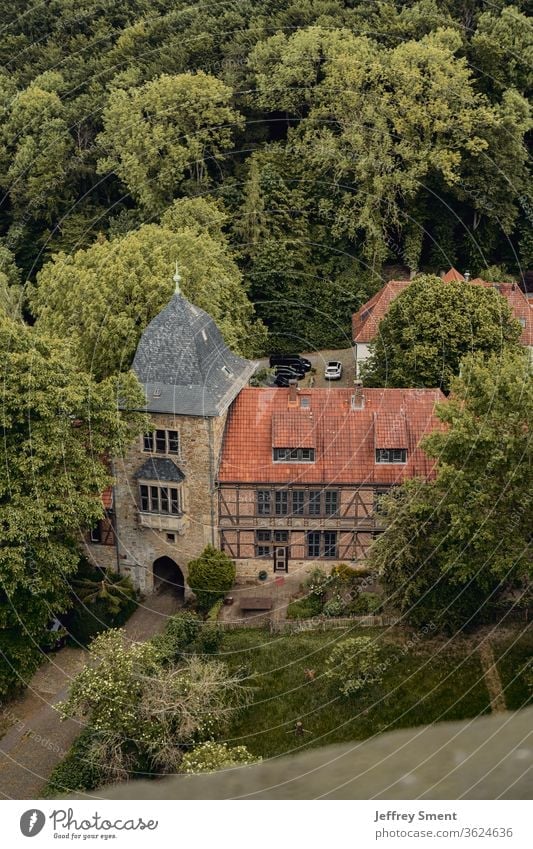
xmin=207 ymin=417 xmax=216 ymax=546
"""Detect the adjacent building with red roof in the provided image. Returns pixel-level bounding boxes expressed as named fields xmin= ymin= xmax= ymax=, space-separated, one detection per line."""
xmin=352 ymin=269 xmax=533 ymax=375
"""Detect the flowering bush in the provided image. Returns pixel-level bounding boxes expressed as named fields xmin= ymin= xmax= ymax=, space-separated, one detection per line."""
xmin=325 ymin=637 xmax=383 ymax=696
xmin=181 ymin=741 xmax=258 ymax=773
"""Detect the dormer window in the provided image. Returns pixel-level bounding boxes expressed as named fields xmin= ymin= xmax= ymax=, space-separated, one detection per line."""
xmin=376 ymin=448 xmax=407 ymax=464
xmin=273 ymin=447 xmax=315 ymax=462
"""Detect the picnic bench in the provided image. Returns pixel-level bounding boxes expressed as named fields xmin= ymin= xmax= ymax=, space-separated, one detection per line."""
xmin=239 ymin=596 xmax=273 ymax=611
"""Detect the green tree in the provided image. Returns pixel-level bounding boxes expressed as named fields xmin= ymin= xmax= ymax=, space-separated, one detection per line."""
xmin=325 ymin=637 xmax=383 ymax=696
xmin=188 ymin=545 xmax=236 ymax=612
xmin=32 ymin=202 xmax=266 ymax=379
xmin=369 ymin=351 xmax=532 ymax=631
xmin=97 ymin=71 xmax=244 ymax=213
xmin=0 ymin=317 xmax=145 ymax=696
xmin=362 ymin=275 xmax=522 ymax=391
xmin=59 ymin=628 xmax=250 ymax=780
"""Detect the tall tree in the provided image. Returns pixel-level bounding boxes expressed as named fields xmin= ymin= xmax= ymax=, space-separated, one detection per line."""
xmin=369 ymin=350 xmax=532 ymax=630
xmin=362 ymin=275 xmax=522 ymax=392
xmin=0 ymin=316 xmax=145 ymax=696
xmin=97 ymin=71 xmax=244 ymax=213
xmin=32 ymin=201 xmax=266 ymax=379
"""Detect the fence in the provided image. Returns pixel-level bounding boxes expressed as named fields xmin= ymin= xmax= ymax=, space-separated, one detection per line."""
xmin=269 ymin=614 xmax=399 ymax=633
xmin=216 ymin=614 xmax=399 ymax=632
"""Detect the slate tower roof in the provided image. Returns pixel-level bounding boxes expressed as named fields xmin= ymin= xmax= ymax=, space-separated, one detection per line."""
xmin=132 ymin=292 xmax=257 ymax=416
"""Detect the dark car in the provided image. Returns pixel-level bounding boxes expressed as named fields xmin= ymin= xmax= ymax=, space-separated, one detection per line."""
xmin=275 ymin=366 xmax=305 ymax=381
xmin=270 ymin=354 xmax=311 ymax=372
xmin=274 ymin=374 xmax=291 ymax=387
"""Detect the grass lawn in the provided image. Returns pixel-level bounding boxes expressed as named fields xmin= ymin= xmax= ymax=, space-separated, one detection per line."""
xmin=493 ymin=624 xmax=533 ymax=711
xmin=220 ymin=626 xmax=492 ymax=759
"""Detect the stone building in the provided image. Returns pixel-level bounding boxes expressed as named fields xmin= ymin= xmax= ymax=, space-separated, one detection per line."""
xmin=86 ymin=287 xmax=444 ymax=594
xmin=85 ymin=285 xmax=255 ymax=597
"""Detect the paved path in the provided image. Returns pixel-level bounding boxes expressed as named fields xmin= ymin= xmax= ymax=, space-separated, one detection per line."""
xmin=478 ymin=640 xmax=507 ymax=713
xmin=0 ymin=592 xmax=181 ymax=799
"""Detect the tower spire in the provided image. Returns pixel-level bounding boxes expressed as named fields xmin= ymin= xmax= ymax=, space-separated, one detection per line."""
xmin=173 ymin=261 xmax=181 ymax=294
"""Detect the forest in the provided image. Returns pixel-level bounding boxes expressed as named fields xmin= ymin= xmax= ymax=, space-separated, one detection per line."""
xmin=0 ymin=0 xmax=531 ymax=354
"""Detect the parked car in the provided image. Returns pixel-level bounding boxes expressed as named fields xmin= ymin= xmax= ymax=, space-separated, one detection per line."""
xmin=324 ymin=361 xmax=343 ymax=380
xmin=274 ymin=374 xmax=291 ymax=387
xmin=270 ymin=354 xmax=311 ymax=372
xmin=275 ymin=365 xmax=305 ymax=380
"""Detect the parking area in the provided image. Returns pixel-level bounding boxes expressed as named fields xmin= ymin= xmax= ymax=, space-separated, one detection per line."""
xmin=257 ymin=347 xmax=357 ymax=389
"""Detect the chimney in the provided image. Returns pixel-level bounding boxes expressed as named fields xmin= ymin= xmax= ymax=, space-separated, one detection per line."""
xmin=288 ymin=379 xmax=298 ymax=408
xmin=351 ymin=379 xmax=364 ymax=411
xmin=464 ymin=270 xmax=471 ymax=281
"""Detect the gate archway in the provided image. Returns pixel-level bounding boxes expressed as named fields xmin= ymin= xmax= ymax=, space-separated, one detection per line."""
xmin=153 ymin=556 xmax=185 ymax=600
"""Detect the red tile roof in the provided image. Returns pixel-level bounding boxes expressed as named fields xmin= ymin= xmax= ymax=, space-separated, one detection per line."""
xmin=218 ymin=387 xmax=445 ymax=485
xmin=352 ymin=280 xmax=410 ymax=343
xmin=272 ymin=410 xmax=316 ymax=448
xmin=442 ymin=267 xmax=465 ymax=283
xmin=352 ymin=272 xmax=533 ymax=346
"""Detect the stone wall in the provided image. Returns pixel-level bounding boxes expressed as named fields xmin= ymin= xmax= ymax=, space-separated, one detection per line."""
xmin=109 ymin=411 xmax=227 ymax=594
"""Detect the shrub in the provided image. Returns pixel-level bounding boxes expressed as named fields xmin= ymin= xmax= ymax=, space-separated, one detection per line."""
xmin=181 ymin=741 xmax=258 ymax=773
xmin=305 ymin=567 xmax=333 ymax=599
xmin=325 ymin=637 xmax=383 ymax=696
xmin=347 ymin=592 xmax=382 ymax=616
xmin=63 ymin=566 xmax=138 ymax=646
xmin=188 ymin=545 xmax=236 ymax=612
xmin=195 ymin=624 xmax=223 ymax=655
xmin=286 ymin=595 xmax=323 ymax=619
xmin=322 ymin=596 xmax=345 ymax=617
xmin=0 ymin=630 xmax=43 ymax=700
xmin=206 ymin=599 xmax=224 ymax=622
xmin=43 ymin=730 xmax=103 ymax=798
xmin=331 ymin=563 xmax=360 ymax=585
xmin=152 ymin=611 xmax=202 ymax=662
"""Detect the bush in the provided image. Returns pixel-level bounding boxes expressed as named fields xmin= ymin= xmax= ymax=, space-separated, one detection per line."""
xmin=206 ymin=599 xmax=224 ymax=622
xmin=331 ymin=563 xmax=360 ymax=586
xmin=188 ymin=545 xmax=236 ymax=612
xmin=42 ymin=730 xmax=103 ymax=798
xmin=322 ymin=596 xmax=346 ymax=617
xmin=286 ymin=595 xmax=323 ymax=619
xmin=325 ymin=637 xmax=383 ymax=696
xmin=63 ymin=566 xmax=138 ymax=646
xmin=0 ymin=630 xmax=43 ymax=700
xmin=195 ymin=624 xmax=223 ymax=655
xmin=305 ymin=567 xmax=333 ymax=599
xmin=181 ymin=741 xmax=258 ymax=773
xmin=347 ymin=592 xmax=382 ymax=616
xmin=152 ymin=611 xmax=202 ymax=662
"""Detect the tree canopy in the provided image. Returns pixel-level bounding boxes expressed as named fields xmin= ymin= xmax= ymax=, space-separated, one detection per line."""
xmin=369 ymin=350 xmax=532 ymax=631
xmin=0 ymin=315 xmax=145 ymax=696
xmin=362 ymin=275 xmax=522 ymax=392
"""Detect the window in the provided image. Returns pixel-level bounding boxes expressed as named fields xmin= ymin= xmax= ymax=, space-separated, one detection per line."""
xmin=143 ymin=429 xmax=180 ymax=455
xmin=292 ymin=490 xmax=305 ymax=515
xmin=307 ymin=531 xmax=321 ymax=558
xmin=308 ymin=491 xmax=321 ymax=515
xmin=274 ymin=530 xmax=288 ymax=543
xmin=324 ymin=531 xmax=338 ymax=558
xmin=257 ymin=490 xmax=271 ymax=515
xmin=273 ymin=447 xmax=315 ymax=462
xmin=139 ymin=484 xmax=181 ymax=514
xmin=375 ymin=448 xmax=407 ymax=464
xmin=256 ymin=530 xmax=271 ymax=557
xmin=324 ymin=490 xmax=339 ymax=516
xmin=90 ymin=523 xmax=102 ymax=544
xmin=300 ymin=396 xmax=310 ymax=409
xmin=275 ymin=491 xmax=288 ymax=515
xmin=306 ymin=531 xmax=337 ymax=558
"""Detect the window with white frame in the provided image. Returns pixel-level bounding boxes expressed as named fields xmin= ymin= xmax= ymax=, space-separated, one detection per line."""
xmin=139 ymin=483 xmax=182 ymax=514
xmin=375 ymin=448 xmax=407 ymax=464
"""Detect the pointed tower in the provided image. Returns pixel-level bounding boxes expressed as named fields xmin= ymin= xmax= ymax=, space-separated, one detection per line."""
xmin=109 ymin=288 xmax=256 ymax=595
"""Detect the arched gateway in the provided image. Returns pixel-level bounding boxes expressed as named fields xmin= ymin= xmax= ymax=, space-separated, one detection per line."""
xmin=153 ymin=556 xmax=185 ymax=600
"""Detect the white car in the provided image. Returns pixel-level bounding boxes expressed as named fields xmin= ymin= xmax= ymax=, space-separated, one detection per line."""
xmin=324 ymin=361 xmax=343 ymax=380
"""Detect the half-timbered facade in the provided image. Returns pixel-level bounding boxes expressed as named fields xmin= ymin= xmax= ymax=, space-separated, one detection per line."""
xmin=217 ymin=382 xmax=444 ymax=580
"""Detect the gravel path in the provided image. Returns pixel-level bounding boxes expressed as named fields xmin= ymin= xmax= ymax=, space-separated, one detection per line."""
xmin=0 ymin=591 xmax=182 ymax=799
